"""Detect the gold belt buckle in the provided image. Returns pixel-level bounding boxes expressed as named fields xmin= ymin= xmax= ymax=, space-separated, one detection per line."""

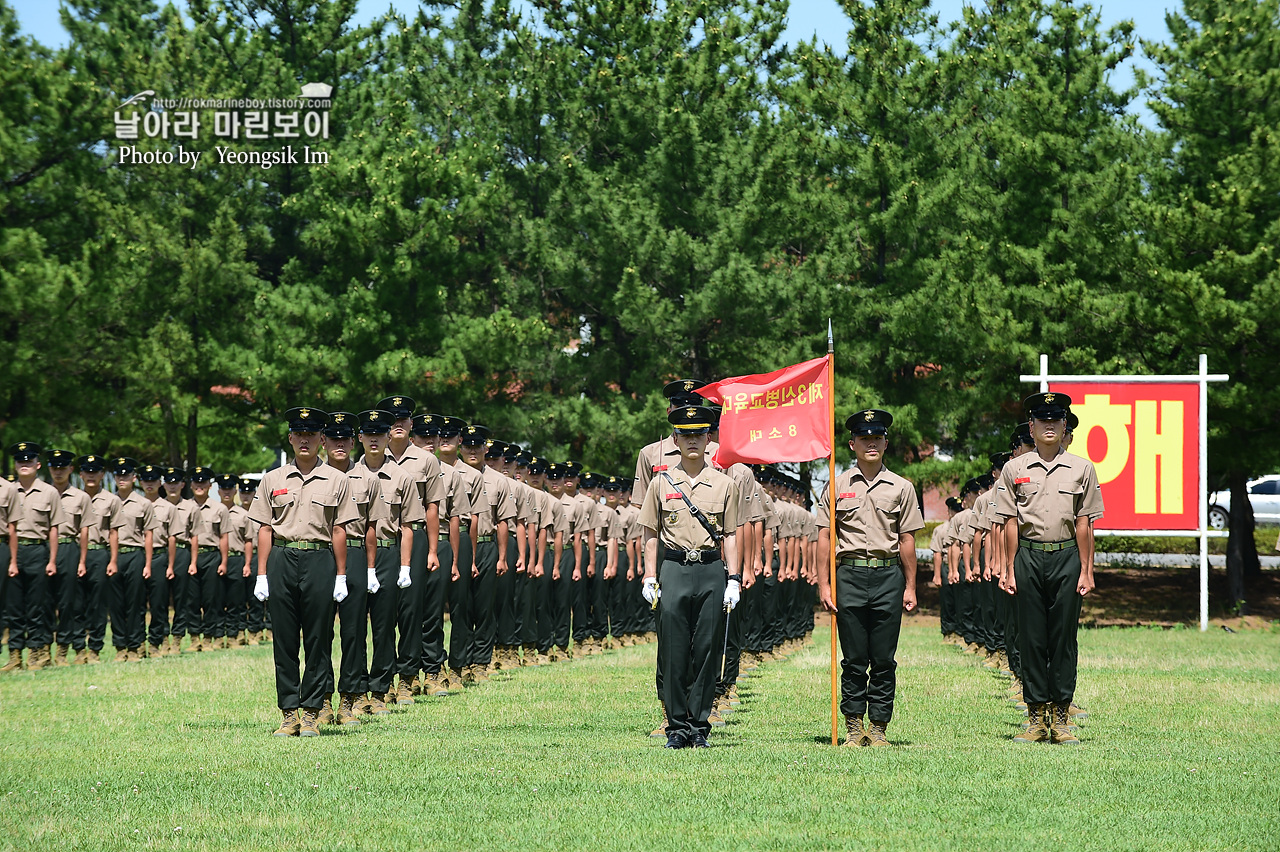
xmin=686 ymin=549 xmax=700 ymax=563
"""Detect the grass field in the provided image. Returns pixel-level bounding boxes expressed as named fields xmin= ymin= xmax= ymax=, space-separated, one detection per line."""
xmin=2 ymin=624 xmax=1277 ymax=851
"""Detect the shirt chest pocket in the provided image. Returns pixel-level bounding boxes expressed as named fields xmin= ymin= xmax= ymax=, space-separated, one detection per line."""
xmin=269 ymin=491 xmax=294 ymax=522
xmin=349 ymin=482 xmax=371 ymax=507
xmin=835 ymin=496 xmax=862 ymax=514
xmin=701 ymin=499 xmax=727 ymax=534
xmin=1057 ymin=484 xmax=1084 ymax=515
xmin=1015 ymin=482 xmax=1042 ymax=504
xmin=870 ymin=494 xmax=900 ymax=518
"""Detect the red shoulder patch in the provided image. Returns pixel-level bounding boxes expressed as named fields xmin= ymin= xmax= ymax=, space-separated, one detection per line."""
xmin=665 ymin=493 xmax=682 ymax=500
xmin=1014 ymin=477 xmax=1030 ymax=485
xmin=652 ymin=465 xmax=668 ymax=473
xmin=272 ymin=488 xmax=289 ymax=496
xmin=838 ymin=492 xmax=858 ymax=499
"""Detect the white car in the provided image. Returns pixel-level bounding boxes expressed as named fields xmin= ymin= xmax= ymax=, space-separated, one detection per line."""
xmin=1207 ymin=475 xmax=1280 ymax=529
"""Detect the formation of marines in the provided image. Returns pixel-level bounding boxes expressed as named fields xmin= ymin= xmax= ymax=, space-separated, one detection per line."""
xmin=0 ymin=385 xmax=1101 ymax=749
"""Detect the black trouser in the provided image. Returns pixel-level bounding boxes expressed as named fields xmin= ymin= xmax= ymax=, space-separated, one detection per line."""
xmin=170 ymin=548 xmax=193 ymax=638
xmin=109 ymin=549 xmax=147 ymax=651
xmin=757 ymin=556 xmax=779 ymax=651
xmin=519 ymin=545 xmax=542 ymax=648
xmin=468 ymin=539 xmax=498 ymax=667
xmin=610 ymin=546 xmax=629 ymax=637
xmin=1003 ymin=580 xmax=1021 ymax=678
xmin=590 ymin=546 xmax=609 ymax=639
xmin=334 ymin=547 xmax=370 ymax=696
xmin=396 ymin=527 xmax=428 ymax=680
xmin=422 ymin=529 xmax=455 ymax=675
xmin=447 ymin=534 xmax=474 ymax=671
xmin=266 ymin=546 xmax=336 ymax=711
xmin=959 ymin=574 xmax=978 ymax=644
xmin=368 ymin=546 xmax=400 ymax=694
xmin=540 ymin=547 xmax=574 ymax=652
xmin=835 ymin=562 xmax=906 ymax=723
xmin=218 ymin=554 xmax=246 ymax=638
xmin=75 ymin=550 xmax=109 ymax=652
xmin=1014 ymin=545 xmax=1083 ymax=705
xmin=190 ymin=550 xmax=222 ymax=638
xmin=657 ymin=559 xmax=726 ymax=742
xmin=145 ymin=550 xmax=170 ymax=647
xmin=496 ymin=535 xmax=521 ymax=647
xmin=718 ymin=590 xmax=742 ymax=696
xmin=51 ymin=543 xmax=80 ymax=647
xmin=6 ymin=543 xmax=52 ymax=650
xmin=938 ymin=562 xmax=955 ymax=635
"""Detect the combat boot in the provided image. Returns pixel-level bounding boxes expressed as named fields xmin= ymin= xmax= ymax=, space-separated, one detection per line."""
xmin=113 ymin=648 xmax=128 ymax=662
xmin=1068 ymin=702 xmax=1088 ymax=721
xmin=708 ymin=705 xmax=726 ymax=728
xmin=522 ymin=644 xmax=539 ymax=665
xmin=843 ymin=715 xmax=868 ymax=747
xmin=1049 ymin=703 xmax=1081 ymax=745
xmin=247 ymin=631 xmax=261 ymax=646
xmin=535 ymin=651 xmax=551 ymax=667
xmin=423 ymin=671 xmax=449 ymax=697
xmin=273 ymin=709 xmax=301 ymax=737
xmin=867 ymin=720 xmax=891 ymax=748
xmin=445 ymin=669 xmax=465 ymax=693
xmin=86 ymin=648 xmax=101 ymax=664
xmin=190 ymin=635 xmax=203 ymax=653
xmin=148 ymin=643 xmax=164 ymax=659
xmin=126 ymin=647 xmax=142 ymax=662
xmin=367 ymin=693 xmax=391 ymax=716
xmin=54 ymin=644 xmax=71 ymax=667
xmin=72 ymin=648 xmax=89 ymax=665
xmin=727 ymin=685 xmax=741 ymax=707
xmin=23 ymin=646 xmax=45 ymax=670
xmin=298 ymin=708 xmax=321 ymax=737
xmin=1013 ymin=703 xmax=1050 ymax=743
xmin=337 ymin=693 xmax=362 ymax=727
xmin=0 ymin=648 xmax=18 ymax=672
xmin=317 ymin=696 xmax=335 ymax=725
xmin=395 ymin=676 xmax=415 ymax=706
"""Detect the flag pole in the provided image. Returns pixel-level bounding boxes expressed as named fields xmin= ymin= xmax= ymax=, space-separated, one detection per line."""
xmin=827 ymin=319 xmax=839 ymax=746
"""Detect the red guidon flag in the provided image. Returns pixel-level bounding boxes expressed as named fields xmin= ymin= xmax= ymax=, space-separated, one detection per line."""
xmin=696 ymin=357 xmax=832 ymax=467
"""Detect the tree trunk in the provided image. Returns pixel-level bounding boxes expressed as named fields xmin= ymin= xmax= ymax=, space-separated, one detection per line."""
xmin=186 ymin=406 xmax=199 ymax=470
xmin=1224 ymin=469 xmax=1257 ymax=614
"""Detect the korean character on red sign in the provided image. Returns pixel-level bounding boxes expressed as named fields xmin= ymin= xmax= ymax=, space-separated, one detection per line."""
xmin=171 ymin=111 xmax=200 ymax=140
xmin=808 ymin=381 xmax=824 ymax=404
xmin=767 ymin=427 xmax=783 ymax=439
xmin=242 ymin=110 xmax=270 ymax=139
xmin=273 ymin=111 xmax=301 ymax=138
xmin=303 ymin=111 xmax=330 ymax=139
xmin=794 ymin=383 xmax=809 ymax=404
xmin=113 ymin=110 xmax=141 ymax=140
xmin=749 ymin=392 xmax=765 ymax=410
xmin=765 ymin=389 xmax=780 ymax=409
xmin=142 ymin=110 xmax=171 ymax=139
xmin=214 ymin=111 xmax=241 ymax=139
xmin=748 ymin=429 xmax=763 ymax=443
xmin=780 ymin=385 xmax=798 ymax=408
xmin=734 ymin=392 xmax=749 ymax=412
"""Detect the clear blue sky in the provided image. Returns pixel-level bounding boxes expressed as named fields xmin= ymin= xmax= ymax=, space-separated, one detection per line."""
xmin=14 ymin=0 xmax=1175 ymax=118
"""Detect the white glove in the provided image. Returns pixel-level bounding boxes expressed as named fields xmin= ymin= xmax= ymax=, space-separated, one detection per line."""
xmin=367 ymin=571 xmax=381 ymax=594
xmin=253 ymin=575 xmax=269 ymax=602
xmin=333 ymin=574 xmax=348 ymax=603
xmin=397 ymin=564 xmax=412 ymax=588
xmin=723 ymin=579 xmax=740 ymax=612
xmin=642 ymin=577 xmax=660 ymax=605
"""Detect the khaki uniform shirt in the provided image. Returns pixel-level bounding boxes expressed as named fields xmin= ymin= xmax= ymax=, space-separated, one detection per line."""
xmin=633 ymin=436 xmax=720 ymax=508
xmin=929 ymin=520 xmax=952 ymax=559
xmin=0 ymin=479 xmax=19 ymax=530
xmin=995 ymin=449 xmax=1104 ymax=542
xmin=803 ymin=508 xmax=819 ymax=543
xmin=56 ymin=486 xmax=92 ymax=539
xmin=168 ymin=498 xmax=203 ymax=545
xmin=638 ymin=462 xmax=740 ymax=552
xmin=150 ymin=499 xmax=175 ymax=542
xmin=15 ymin=479 xmax=69 ymax=539
xmin=451 ymin=459 xmax=484 ymax=530
xmin=724 ymin=463 xmax=765 ymax=527
xmin=474 ymin=466 xmax=517 ymax=537
xmin=390 ymin=444 xmax=448 ymax=510
xmin=116 ymin=490 xmax=159 ymax=548
xmin=356 ymin=458 xmax=425 ymax=542
xmin=528 ymin=487 xmax=555 ymax=533
xmin=511 ymin=479 xmax=538 ymax=529
xmin=440 ymin=464 xmax=475 ymax=535
xmin=619 ymin=504 xmax=642 ymax=542
xmin=227 ymin=504 xmax=254 ymax=552
xmin=815 ymin=465 xmax=924 ymax=560
xmin=557 ymin=493 xmax=580 ymax=538
xmin=334 ymin=463 xmax=381 ymax=540
xmin=545 ymin=492 xmax=570 ymax=541
xmin=247 ymin=461 xmax=360 ymax=543
xmin=195 ymin=499 xmax=231 ymax=548
xmin=951 ymin=507 xmax=976 ymax=545
xmin=86 ymin=491 xmax=126 ymax=547
xmin=761 ymin=491 xmax=781 ymax=551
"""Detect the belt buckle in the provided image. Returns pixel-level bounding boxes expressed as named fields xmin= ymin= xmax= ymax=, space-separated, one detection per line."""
xmin=686 ymin=548 xmax=701 ymax=563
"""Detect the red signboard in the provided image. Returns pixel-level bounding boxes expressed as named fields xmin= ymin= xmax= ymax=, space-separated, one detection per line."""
xmin=696 ymin=357 xmax=833 ymax=467
xmin=1050 ymin=382 xmax=1199 ymax=531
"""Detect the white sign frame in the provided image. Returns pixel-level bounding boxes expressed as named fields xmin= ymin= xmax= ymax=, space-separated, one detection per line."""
xmin=1020 ymin=354 xmax=1229 ymax=631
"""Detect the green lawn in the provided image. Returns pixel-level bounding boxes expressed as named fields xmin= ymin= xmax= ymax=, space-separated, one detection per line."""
xmin=2 ymin=624 xmax=1277 ymax=851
